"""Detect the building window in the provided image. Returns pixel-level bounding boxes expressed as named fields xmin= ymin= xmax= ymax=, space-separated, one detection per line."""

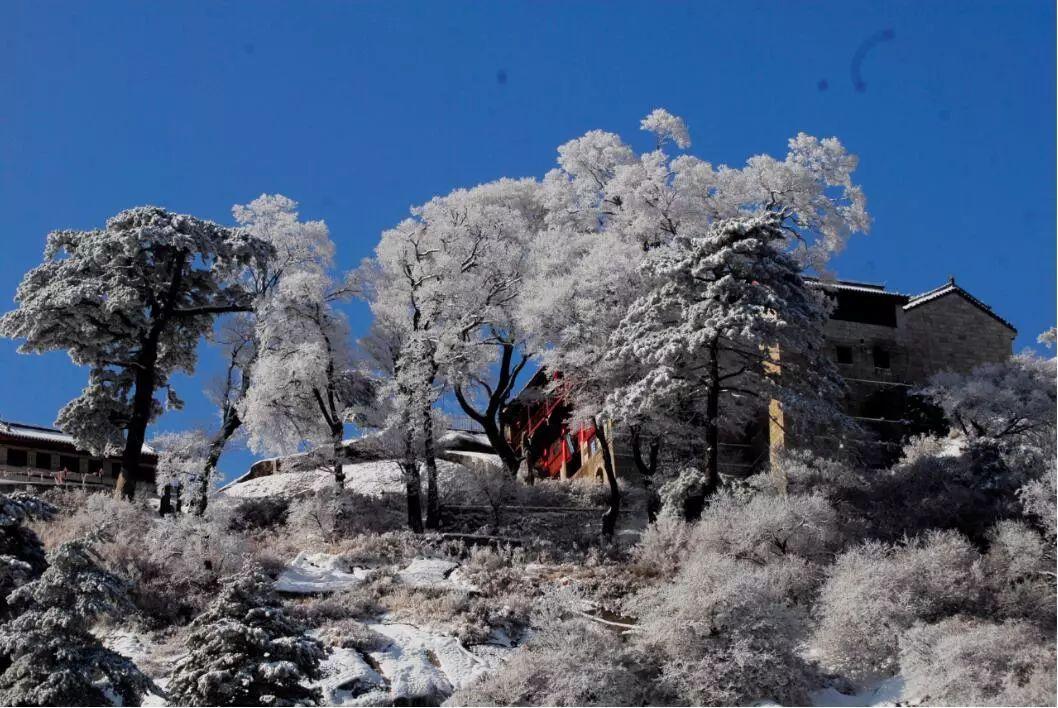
xmin=35 ymin=453 xmax=52 ymax=470
xmin=873 ymin=346 xmax=891 ymax=370
xmin=59 ymin=455 xmax=79 ymax=472
xmin=6 ymin=449 xmax=27 ymax=467
xmin=835 ymin=345 xmax=853 ymax=364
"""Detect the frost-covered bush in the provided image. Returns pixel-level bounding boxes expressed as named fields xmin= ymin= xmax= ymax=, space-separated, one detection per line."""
xmin=0 ymin=537 xmax=157 ymax=706
xmin=167 ymin=567 xmax=325 ymax=706
xmin=34 ymin=490 xmax=152 ymax=548
xmin=632 ymin=516 xmax=693 ymax=577
xmin=1018 ymin=461 xmax=1057 ymax=540
xmin=448 ymin=618 xmax=665 ymax=706
xmin=978 ymin=521 xmax=1055 ymax=627
xmin=226 ymin=496 xmax=290 ymax=532
xmin=692 ymin=491 xmax=843 ymax=565
xmin=130 ymin=512 xmax=249 ymax=623
xmin=632 ymin=553 xmax=819 ymax=705
xmin=899 ymin=617 xmax=1056 ymax=706
xmin=811 ymin=531 xmax=984 ymax=679
xmin=286 ymin=488 xmax=404 ymax=542
xmin=657 ymin=467 xmax=709 ymax=520
xmin=0 ymin=492 xmax=54 ymax=619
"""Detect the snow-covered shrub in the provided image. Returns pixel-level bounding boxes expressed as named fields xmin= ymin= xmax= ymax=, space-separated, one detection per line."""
xmin=33 ymin=489 xmax=152 ymax=548
xmin=692 ymin=491 xmax=843 ymax=565
xmin=632 ymin=553 xmax=820 ymax=705
xmin=0 ymin=492 xmax=54 ymax=618
xmin=899 ymin=616 xmax=1056 ymax=706
xmin=448 ymin=618 xmax=665 ymax=706
xmin=1018 ymin=461 xmax=1057 ymax=540
xmin=632 ymin=516 xmax=693 ymax=577
xmin=132 ymin=512 xmax=249 ymax=624
xmin=285 ymin=587 xmax=384 ymax=628
xmin=315 ymin=618 xmax=390 ymax=652
xmin=811 ymin=530 xmax=984 ymax=680
xmin=286 ymin=488 xmax=404 ymax=542
xmin=167 ymin=567 xmax=325 ymax=706
xmin=0 ymin=537 xmax=157 ymax=706
xmin=657 ymin=467 xmax=709 ymax=519
xmin=978 ymin=521 xmax=1055 ymax=627
xmin=226 ymin=496 xmax=290 ymax=532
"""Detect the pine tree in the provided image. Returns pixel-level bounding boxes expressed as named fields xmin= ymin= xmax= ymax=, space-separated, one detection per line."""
xmin=0 ymin=493 xmax=55 ymax=620
xmin=0 ymin=537 xmax=157 ymax=706
xmin=167 ymin=567 xmax=325 ymax=706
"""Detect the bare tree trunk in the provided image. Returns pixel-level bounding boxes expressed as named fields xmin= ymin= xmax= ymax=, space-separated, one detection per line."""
xmin=401 ymin=422 xmax=424 ymax=534
xmin=703 ymin=339 xmax=721 ymax=498
xmin=422 ymin=405 xmax=440 ymax=530
xmin=593 ymin=417 xmax=621 ymax=540
xmin=631 ymin=427 xmax=661 ymax=523
xmin=453 ymin=342 xmax=528 ymax=476
xmin=194 ymin=408 xmax=242 ymax=515
xmin=331 ymin=425 xmax=346 ymax=489
xmin=116 ymin=332 xmax=161 ymax=501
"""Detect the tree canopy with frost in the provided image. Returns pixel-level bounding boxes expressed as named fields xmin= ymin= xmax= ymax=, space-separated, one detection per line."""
xmin=190 ymin=195 xmax=337 ymax=513
xmin=240 ymin=267 xmax=374 ymax=490
xmin=167 ymin=567 xmax=324 ymax=706
xmin=517 ymin=108 xmax=869 ymax=521
xmin=603 ymin=213 xmax=844 ymax=514
xmin=0 ymin=537 xmax=157 ymax=706
xmin=920 ymin=353 xmax=1057 ymax=473
xmin=360 ymin=179 xmax=543 ymax=528
xmin=0 ymin=207 xmax=273 ymax=499
xmin=0 ymin=493 xmax=54 ymax=620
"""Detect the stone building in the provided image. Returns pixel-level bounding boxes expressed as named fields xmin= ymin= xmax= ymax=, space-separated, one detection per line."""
xmin=501 ymin=276 xmax=1017 ymax=480
xmin=0 ymin=419 xmax=157 ymax=493
xmin=796 ymin=277 xmax=1017 ymax=464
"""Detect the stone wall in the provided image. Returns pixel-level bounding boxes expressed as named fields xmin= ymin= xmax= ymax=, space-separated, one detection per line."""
xmin=902 ymin=294 xmax=1015 ymax=382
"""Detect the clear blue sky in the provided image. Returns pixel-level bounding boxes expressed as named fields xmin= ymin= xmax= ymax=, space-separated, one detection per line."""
xmin=1 ymin=1 xmax=1054 ymax=481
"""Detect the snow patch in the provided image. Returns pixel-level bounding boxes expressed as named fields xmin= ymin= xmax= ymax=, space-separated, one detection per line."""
xmin=810 ymin=676 xmax=905 ymax=707
xmin=221 ymin=459 xmax=467 ymax=501
xmin=274 ymin=552 xmax=371 ymax=594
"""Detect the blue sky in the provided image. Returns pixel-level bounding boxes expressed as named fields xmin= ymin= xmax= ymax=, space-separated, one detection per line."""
xmin=1 ymin=1 xmax=1054 ymax=481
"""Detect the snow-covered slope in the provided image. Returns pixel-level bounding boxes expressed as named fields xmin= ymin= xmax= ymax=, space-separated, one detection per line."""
xmin=219 ymin=459 xmax=467 ymax=501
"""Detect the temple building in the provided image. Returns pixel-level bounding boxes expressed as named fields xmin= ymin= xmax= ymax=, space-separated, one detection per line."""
xmin=0 ymin=420 xmax=157 ymax=493
xmin=500 ymin=277 xmax=1017 ymax=480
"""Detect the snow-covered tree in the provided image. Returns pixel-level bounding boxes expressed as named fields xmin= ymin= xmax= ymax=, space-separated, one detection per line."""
xmin=0 ymin=537 xmax=157 ymax=706
xmin=603 ymin=213 xmax=844 ymax=509
xmin=240 ymin=269 xmax=374 ymax=490
xmin=192 ymin=195 xmax=337 ymax=513
xmin=0 ymin=493 xmax=54 ymax=620
xmin=166 ymin=567 xmax=325 ymax=706
xmin=363 ymin=179 xmax=543 ymax=497
xmin=0 ymin=207 xmax=273 ymax=499
xmin=919 ymin=353 xmax=1057 ymax=477
xmin=152 ymin=429 xmax=210 ymax=515
xmin=195 ymin=314 xmax=257 ymax=514
xmin=520 ymin=109 xmax=869 ymax=521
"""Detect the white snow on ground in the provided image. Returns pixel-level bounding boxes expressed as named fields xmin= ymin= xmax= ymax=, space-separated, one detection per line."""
xmin=96 ymin=628 xmax=173 ymax=706
xmin=274 ymin=552 xmax=372 ymax=594
xmin=312 ymin=621 xmax=515 ymax=705
xmin=275 ymin=554 xmax=478 ymax=594
xmin=220 ymin=459 xmax=468 ymax=501
xmin=810 ymin=676 xmax=905 ymax=707
xmin=396 ymin=558 xmax=479 ymax=592
xmin=315 ymin=646 xmax=387 ymax=705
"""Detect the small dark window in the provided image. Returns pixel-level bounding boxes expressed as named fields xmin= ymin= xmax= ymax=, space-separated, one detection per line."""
xmin=35 ymin=453 xmax=52 ymax=470
xmin=6 ymin=449 xmax=27 ymax=467
xmin=873 ymin=346 xmax=891 ymax=370
xmin=835 ymin=345 xmax=853 ymax=364
xmin=59 ymin=455 xmax=79 ymax=472
xmin=111 ymin=462 xmax=122 ymax=479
